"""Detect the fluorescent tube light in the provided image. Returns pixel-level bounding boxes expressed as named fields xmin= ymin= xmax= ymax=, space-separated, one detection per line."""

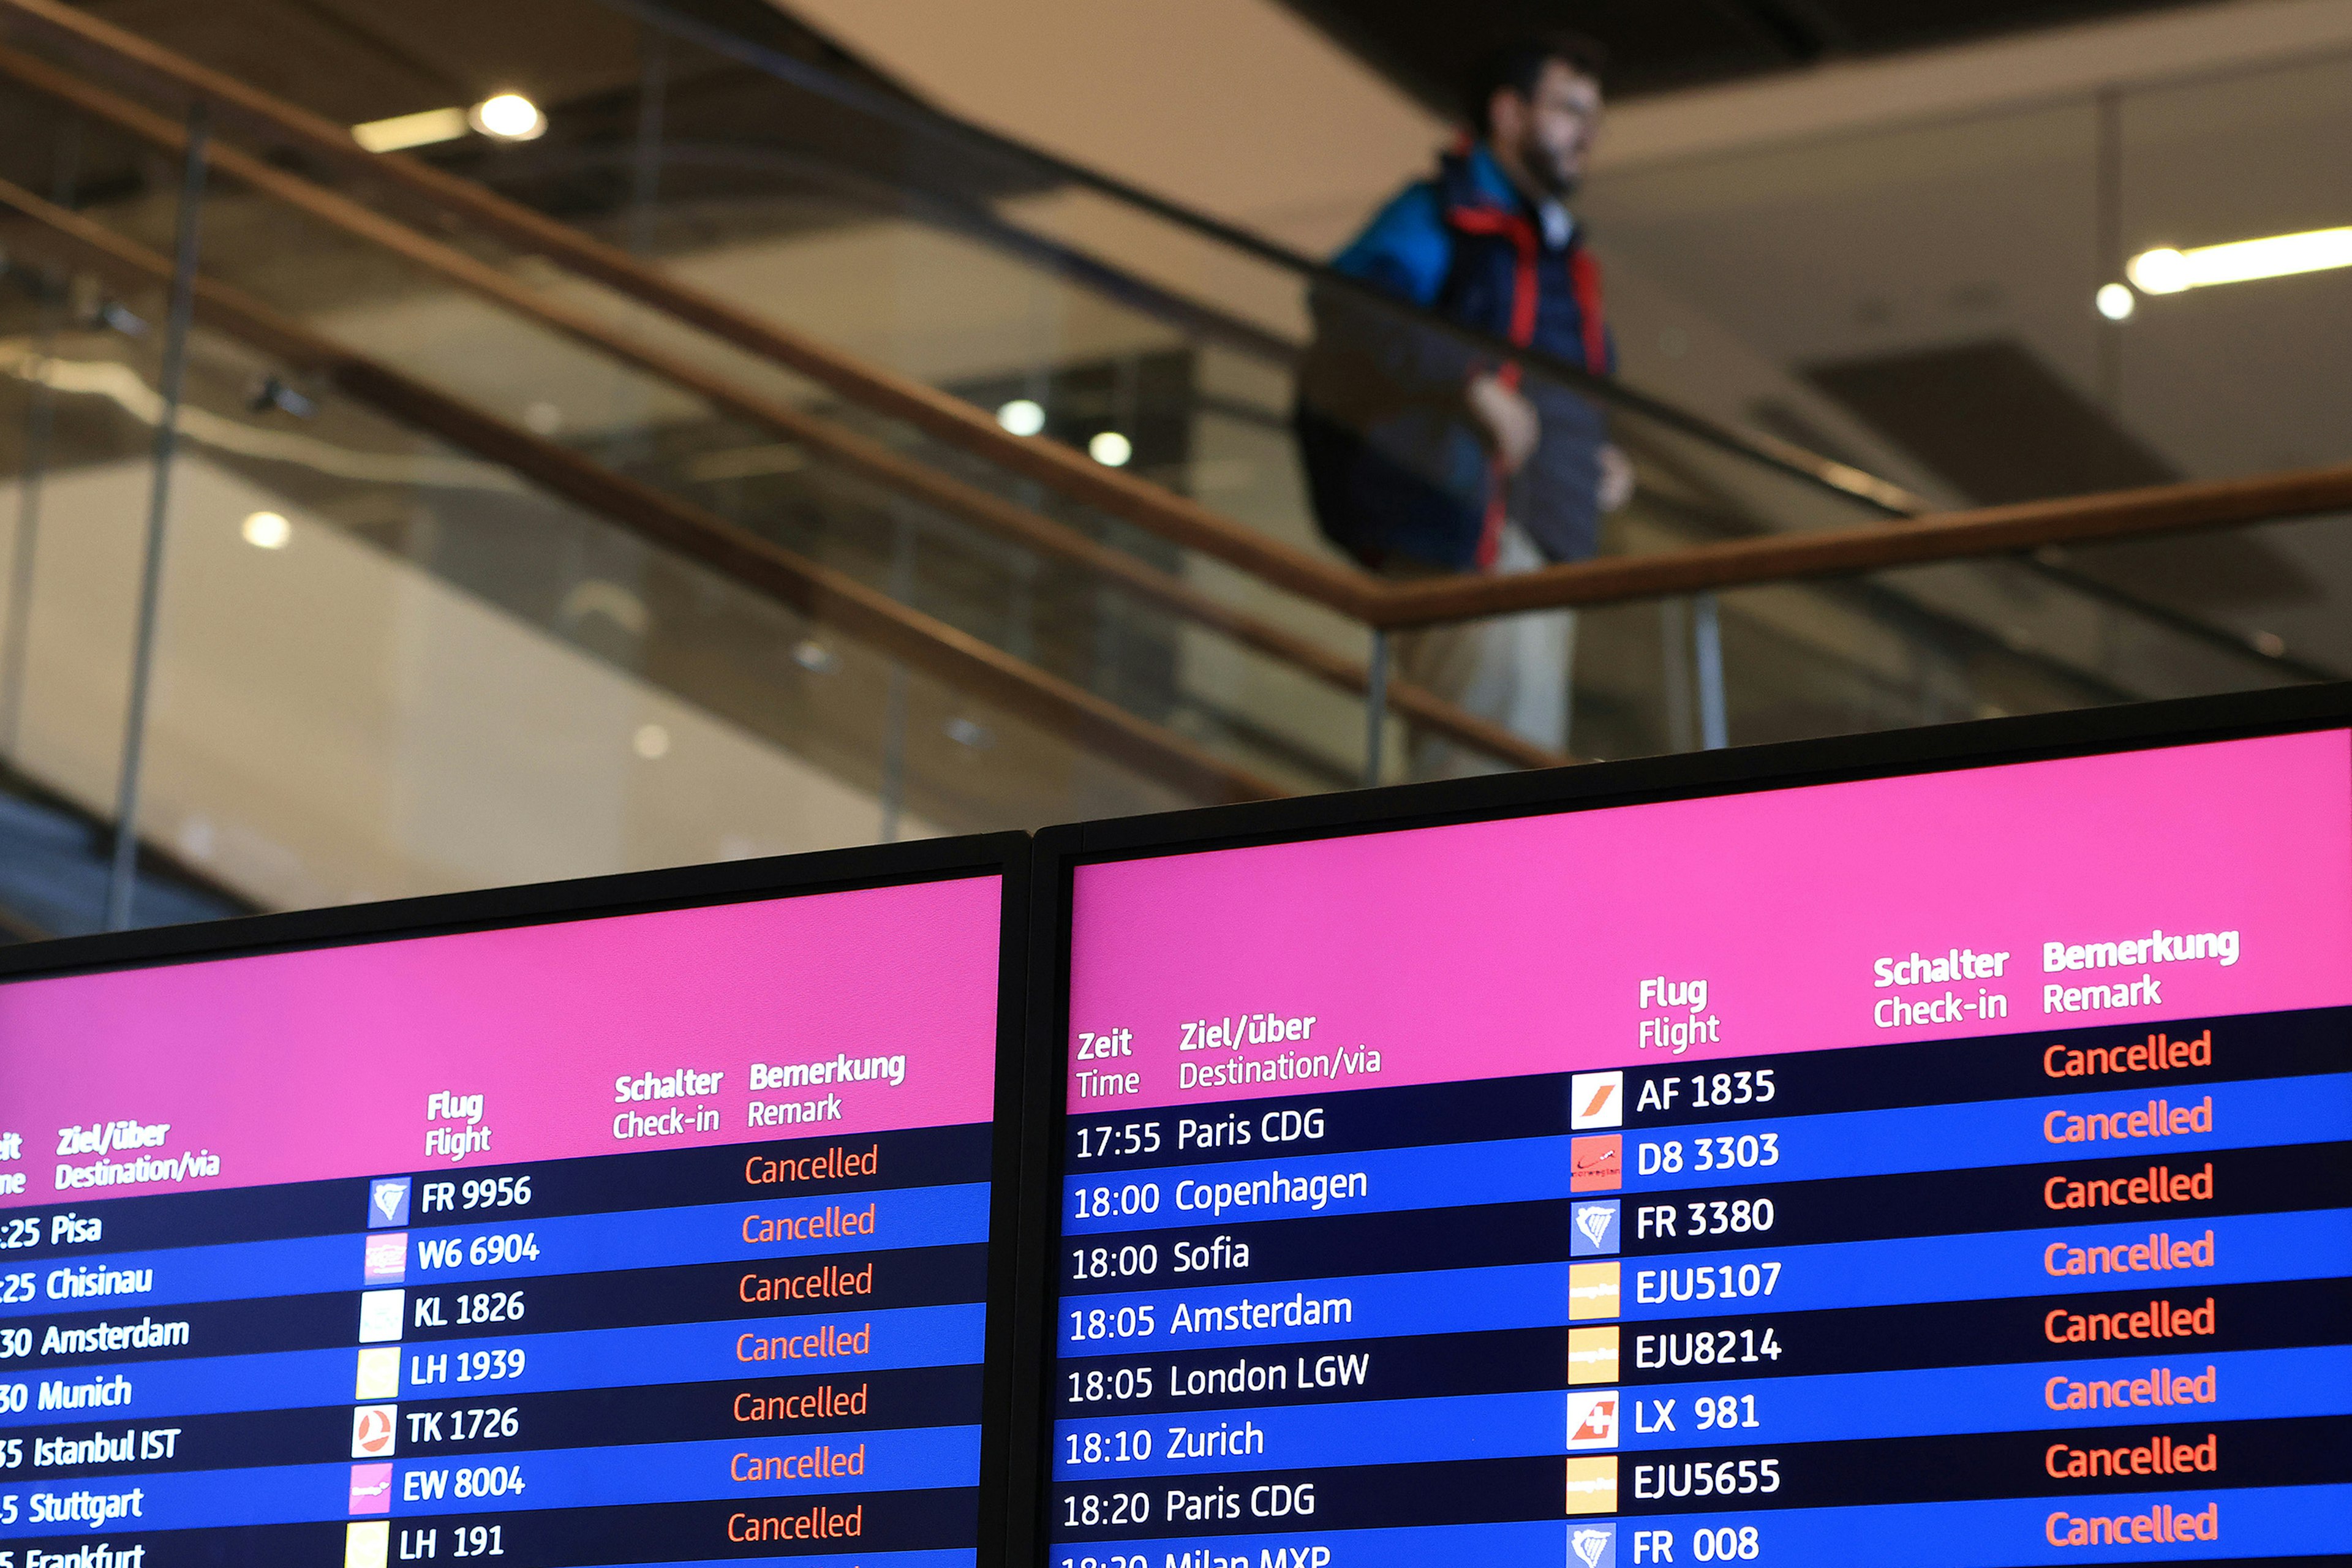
xmin=350 ymin=106 xmax=470 ymax=153
xmin=2127 ymin=227 xmax=2352 ymax=295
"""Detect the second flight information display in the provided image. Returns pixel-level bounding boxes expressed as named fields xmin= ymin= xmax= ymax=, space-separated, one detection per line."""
xmin=1048 ymin=731 xmax=2352 ymax=1567
xmin=0 ymin=872 xmax=1008 ymax=1568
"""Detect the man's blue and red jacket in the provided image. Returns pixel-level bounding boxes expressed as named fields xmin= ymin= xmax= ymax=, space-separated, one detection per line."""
xmin=1294 ymin=143 xmax=1615 ymax=571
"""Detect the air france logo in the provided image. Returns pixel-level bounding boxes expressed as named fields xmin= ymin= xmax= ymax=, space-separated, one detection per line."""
xmin=1571 ymin=1072 xmax=1623 ymax=1130
xmin=1572 ymin=1200 xmax=1621 ymax=1257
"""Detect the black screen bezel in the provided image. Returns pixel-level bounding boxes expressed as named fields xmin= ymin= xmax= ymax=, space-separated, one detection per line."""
xmin=0 ymin=829 xmax=1035 ymax=1568
xmin=1011 ymin=682 xmax=2352 ymax=1564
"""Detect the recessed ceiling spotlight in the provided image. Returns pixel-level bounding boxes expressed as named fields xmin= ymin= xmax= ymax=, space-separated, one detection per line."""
xmin=470 ymin=94 xmax=546 ymax=141
xmin=241 ymin=511 xmax=292 ymax=549
xmin=2095 ymin=283 xmax=2136 ymax=321
xmin=995 ymin=398 xmax=1046 ymax=437
xmin=1088 ymin=431 xmax=1133 ymax=468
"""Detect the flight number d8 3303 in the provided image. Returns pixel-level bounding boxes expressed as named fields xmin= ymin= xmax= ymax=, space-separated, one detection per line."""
xmin=1638 ymin=1135 xmax=1779 ymax=1177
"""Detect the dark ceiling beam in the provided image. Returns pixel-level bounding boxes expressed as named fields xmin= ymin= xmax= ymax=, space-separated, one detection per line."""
xmin=1704 ymin=0 xmax=1852 ymax=63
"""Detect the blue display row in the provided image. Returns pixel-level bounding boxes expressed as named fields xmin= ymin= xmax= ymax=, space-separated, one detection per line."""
xmin=1050 ymin=1344 xmax=2352 ymax=1477
xmin=0 ymin=1302 xmax=985 ymax=1427
xmin=0 ymin=1425 xmax=981 ymax=1537
xmin=1058 ymin=1208 xmax=2352 ymax=1350
xmin=589 ymin=1556 xmax=971 ymax=1568
xmin=1061 ymin=1074 xmax=2352 ymax=1236
xmin=1063 ymin=1485 xmax=2352 ymax=1568
xmin=1 ymin=1185 xmax=992 ymax=1316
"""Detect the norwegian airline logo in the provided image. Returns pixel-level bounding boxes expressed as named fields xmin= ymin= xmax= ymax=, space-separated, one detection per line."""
xmin=1571 ymin=1136 xmax=1623 ymax=1193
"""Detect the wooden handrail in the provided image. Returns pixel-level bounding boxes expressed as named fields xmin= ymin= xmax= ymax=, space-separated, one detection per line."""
xmin=0 ymin=40 xmax=1564 ymax=775
xmin=0 ymin=176 xmax=1289 ymax=805
xmin=1371 ymin=464 xmax=2352 ymax=628
xmin=0 ymin=0 xmax=1383 ymax=619
xmin=7 ymin=0 xmax=2342 ymax=663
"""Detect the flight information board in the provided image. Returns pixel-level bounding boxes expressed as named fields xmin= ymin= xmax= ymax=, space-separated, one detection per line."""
xmin=1046 ymin=731 xmax=2352 ymax=1568
xmin=0 ymin=870 xmax=1009 ymax=1568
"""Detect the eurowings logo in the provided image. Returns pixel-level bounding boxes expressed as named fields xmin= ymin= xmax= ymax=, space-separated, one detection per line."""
xmin=349 ymin=1463 xmax=394 ymax=1515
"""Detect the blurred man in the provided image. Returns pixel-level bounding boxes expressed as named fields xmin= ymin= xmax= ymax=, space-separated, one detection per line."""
xmin=1296 ymin=36 xmax=1630 ymax=771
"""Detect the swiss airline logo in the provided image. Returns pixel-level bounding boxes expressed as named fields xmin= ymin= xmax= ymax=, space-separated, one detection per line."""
xmin=1570 ymin=1072 xmax=1623 ymax=1130
xmin=352 ymin=1405 xmax=398 ymax=1459
xmin=1567 ymin=1390 xmax=1620 ymax=1450
xmin=1570 ymin=1136 xmax=1623 ymax=1193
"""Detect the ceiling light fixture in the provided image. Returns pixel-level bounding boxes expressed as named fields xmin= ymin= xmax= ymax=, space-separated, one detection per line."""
xmin=2094 ymin=283 xmax=2135 ymax=322
xmin=995 ymin=398 xmax=1046 ymax=437
xmin=2127 ymin=226 xmax=2352 ymax=295
xmin=351 ymin=106 xmax=471 ymax=153
xmin=241 ymin=511 xmax=292 ymax=550
xmin=1088 ymin=431 xmax=1133 ymax=467
xmin=470 ymin=94 xmax=546 ymax=141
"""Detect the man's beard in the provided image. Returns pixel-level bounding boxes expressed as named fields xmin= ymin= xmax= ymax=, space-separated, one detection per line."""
xmin=1519 ymin=134 xmax=1582 ymax=200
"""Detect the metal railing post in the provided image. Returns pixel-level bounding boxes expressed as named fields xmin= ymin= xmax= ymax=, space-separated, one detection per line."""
xmin=876 ymin=510 xmax=916 ymax=842
xmin=0 ymin=118 xmax=81 ymax=758
xmin=103 ymin=104 xmax=206 ymax=931
xmin=1362 ymin=628 xmax=1389 ymax=787
xmin=1694 ymin=591 xmax=1728 ymax=752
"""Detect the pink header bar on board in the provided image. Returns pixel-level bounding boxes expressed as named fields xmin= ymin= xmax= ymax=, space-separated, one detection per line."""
xmin=1066 ymin=731 xmax=2352 ymax=1111
xmin=0 ymin=873 xmax=1003 ymax=1208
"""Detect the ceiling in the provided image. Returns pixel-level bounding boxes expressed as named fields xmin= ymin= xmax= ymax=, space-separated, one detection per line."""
xmin=1278 ymin=0 xmax=2203 ymax=105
